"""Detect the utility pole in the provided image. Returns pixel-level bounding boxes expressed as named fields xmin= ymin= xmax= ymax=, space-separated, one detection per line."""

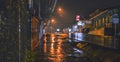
xmin=18 ymin=1 xmax=21 ymax=62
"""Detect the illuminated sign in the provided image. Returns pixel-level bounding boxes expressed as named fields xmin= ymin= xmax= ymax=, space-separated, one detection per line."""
xmin=76 ymin=15 xmax=80 ymax=21
xmin=112 ymin=14 xmax=119 ymax=24
xmin=113 ymin=18 xmax=119 ymax=24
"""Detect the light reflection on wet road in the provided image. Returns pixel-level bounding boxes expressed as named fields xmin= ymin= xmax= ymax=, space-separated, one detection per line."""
xmin=35 ymin=34 xmax=89 ymax=62
xmin=34 ymin=34 xmax=120 ymax=62
xmin=70 ymin=33 xmax=120 ymax=49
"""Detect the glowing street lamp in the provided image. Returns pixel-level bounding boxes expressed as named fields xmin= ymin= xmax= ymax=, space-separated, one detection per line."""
xmin=50 ymin=18 xmax=55 ymax=33
xmin=57 ymin=28 xmax=60 ymax=31
xmin=58 ymin=7 xmax=64 ymax=16
xmin=51 ymin=19 xmax=55 ymax=23
xmin=58 ymin=8 xmax=62 ymax=12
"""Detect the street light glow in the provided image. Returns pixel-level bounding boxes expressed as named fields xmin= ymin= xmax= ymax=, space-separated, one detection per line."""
xmin=57 ymin=29 xmax=60 ymax=31
xmin=58 ymin=8 xmax=62 ymax=12
xmin=69 ymin=29 xmax=71 ymax=32
xmin=57 ymin=7 xmax=64 ymax=16
xmin=51 ymin=18 xmax=55 ymax=23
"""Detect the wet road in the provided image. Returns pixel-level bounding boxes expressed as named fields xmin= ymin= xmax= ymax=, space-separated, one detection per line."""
xmin=69 ymin=33 xmax=120 ymax=49
xmin=34 ymin=34 xmax=91 ymax=62
xmin=34 ymin=34 xmax=120 ymax=62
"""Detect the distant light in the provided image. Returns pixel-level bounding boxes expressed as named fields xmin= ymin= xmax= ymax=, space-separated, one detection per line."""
xmin=82 ymin=23 xmax=85 ymax=26
xmin=51 ymin=19 xmax=55 ymax=23
xmin=75 ymin=33 xmax=84 ymax=41
xmin=74 ymin=25 xmax=77 ymax=29
xmin=57 ymin=29 xmax=60 ymax=31
xmin=73 ymin=25 xmax=77 ymax=31
xmin=76 ymin=19 xmax=80 ymax=21
xmin=77 ymin=21 xmax=85 ymax=27
xmin=77 ymin=21 xmax=82 ymax=25
xmin=43 ymin=29 xmax=45 ymax=33
xmin=76 ymin=15 xmax=80 ymax=21
xmin=69 ymin=29 xmax=71 ymax=32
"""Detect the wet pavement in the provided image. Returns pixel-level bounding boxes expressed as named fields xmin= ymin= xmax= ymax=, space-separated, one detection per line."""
xmin=69 ymin=33 xmax=120 ymax=49
xmin=34 ymin=34 xmax=120 ymax=62
xmin=34 ymin=34 xmax=91 ymax=62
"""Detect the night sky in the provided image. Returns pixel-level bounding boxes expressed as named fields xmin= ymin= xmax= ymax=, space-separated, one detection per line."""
xmin=61 ymin=0 xmax=120 ymax=18
xmin=53 ymin=0 xmax=120 ymax=31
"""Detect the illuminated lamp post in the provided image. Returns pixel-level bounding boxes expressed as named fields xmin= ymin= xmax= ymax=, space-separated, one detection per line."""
xmin=50 ymin=18 xmax=55 ymax=34
xmin=58 ymin=8 xmax=62 ymax=12
xmin=58 ymin=7 xmax=64 ymax=16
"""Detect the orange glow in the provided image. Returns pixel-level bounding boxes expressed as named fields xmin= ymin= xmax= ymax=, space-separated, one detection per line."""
xmin=50 ymin=34 xmax=55 ymax=55
xmin=56 ymin=39 xmax=64 ymax=62
xmin=58 ymin=8 xmax=62 ymax=12
xmin=51 ymin=19 xmax=55 ymax=23
xmin=57 ymin=7 xmax=64 ymax=16
xmin=43 ymin=35 xmax=47 ymax=53
xmin=51 ymin=18 xmax=56 ymax=24
xmin=51 ymin=34 xmax=55 ymax=42
xmin=88 ymin=28 xmax=104 ymax=36
xmin=50 ymin=43 xmax=55 ymax=55
xmin=48 ymin=35 xmax=64 ymax=62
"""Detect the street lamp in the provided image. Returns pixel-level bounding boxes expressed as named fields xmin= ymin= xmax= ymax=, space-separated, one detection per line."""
xmin=51 ymin=19 xmax=55 ymax=23
xmin=58 ymin=7 xmax=63 ymax=16
xmin=58 ymin=8 xmax=62 ymax=12
xmin=50 ymin=18 xmax=55 ymax=34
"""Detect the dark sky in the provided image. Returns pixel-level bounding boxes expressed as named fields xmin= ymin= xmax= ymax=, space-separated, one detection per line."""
xmin=61 ymin=0 xmax=120 ymax=17
xmin=54 ymin=0 xmax=120 ymax=31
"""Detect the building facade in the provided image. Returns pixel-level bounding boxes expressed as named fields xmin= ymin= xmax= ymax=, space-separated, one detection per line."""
xmin=88 ymin=7 xmax=120 ymax=36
